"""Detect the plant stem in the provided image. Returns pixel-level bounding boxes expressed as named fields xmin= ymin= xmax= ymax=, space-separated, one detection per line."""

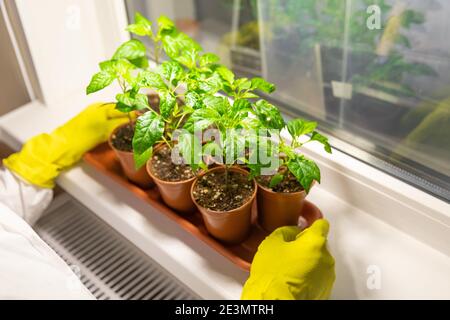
xmin=148 ymin=107 xmax=159 ymax=115
xmin=118 ymin=78 xmax=126 ymax=92
xmin=154 ymin=43 xmax=161 ymax=65
xmin=154 ymin=50 xmax=159 ymax=64
xmin=224 ymin=164 xmax=229 ymax=192
xmin=161 ymin=135 xmax=172 ymax=150
xmin=172 ymin=82 xmax=182 ymax=93
xmin=174 ymin=113 xmax=187 ymax=130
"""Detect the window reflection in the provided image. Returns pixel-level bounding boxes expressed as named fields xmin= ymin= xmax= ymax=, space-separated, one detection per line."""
xmin=126 ymin=0 xmax=450 ymax=199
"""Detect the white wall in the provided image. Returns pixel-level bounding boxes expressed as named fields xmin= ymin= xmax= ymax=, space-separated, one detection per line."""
xmin=14 ymin=0 xmax=129 ymax=107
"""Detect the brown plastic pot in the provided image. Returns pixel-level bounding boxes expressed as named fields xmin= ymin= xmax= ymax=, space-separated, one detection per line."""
xmin=109 ymin=123 xmax=154 ymax=189
xmin=146 ymin=144 xmax=197 ymax=214
xmin=256 ymin=181 xmax=307 ymax=232
xmin=191 ymin=166 xmax=257 ymax=244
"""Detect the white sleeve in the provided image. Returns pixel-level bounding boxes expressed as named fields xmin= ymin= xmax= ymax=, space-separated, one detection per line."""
xmin=0 ymin=167 xmax=53 ymax=225
xmin=0 ymin=168 xmax=94 ymax=299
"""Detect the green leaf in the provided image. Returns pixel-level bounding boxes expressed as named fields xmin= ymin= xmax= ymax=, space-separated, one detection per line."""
xmin=138 ymin=70 xmax=167 ymax=89
xmin=269 ymin=173 xmax=285 ymax=188
xmin=198 ymin=72 xmax=223 ymax=94
xmin=177 ymin=133 xmax=203 ymax=171
xmin=126 ymin=12 xmax=152 ymax=36
xmin=160 ymin=34 xmax=179 ymax=58
xmin=116 ymin=92 xmax=149 ymax=111
xmin=159 ymin=60 xmax=183 ymax=85
xmin=199 ymin=53 xmax=220 ymax=67
xmin=202 ymin=141 xmax=222 ymax=156
xmin=235 ymin=78 xmax=252 ymax=91
xmin=112 ymin=39 xmax=146 ymax=61
xmin=401 ymin=10 xmax=424 ymax=28
xmin=185 ymin=91 xmax=202 ymax=109
xmin=129 ymin=56 xmax=149 ymax=69
xmin=231 ymin=99 xmax=251 ymax=119
xmin=99 ymin=58 xmax=134 ymax=76
xmin=133 ymin=147 xmax=153 ymax=170
xmin=246 ymin=133 xmax=279 ymax=164
xmin=279 ymin=143 xmax=296 ymax=159
xmin=115 ymin=101 xmax=134 ymax=113
xmin=86 ymin=71 xmax=115 ymax=94
xmin=185 ymin=107 xmax=220 ymax=132
xmin=241 ymin=92 xmax=259 ymax=99
xmin=116 ymin=92 xmax=134 ymax=111
xmin=159 ymin=89 xmax=176 ymax=118
xmin=232 ymin=98 xmax=251 ymax=110
xmin=126 ymin=24 xmax=150 ymax=36
xmin=157 ymin=15 xmax=175 ymax=34
xmin=113 ymin=58 xmax=135 ymax=76
xmin=406 ymin=62 xmax=438 ymax=77
xmin=132 ymin=112 xmax=164 ymax=155
xmin=202 ymin=95 xmax=229 ymax=114
xmin=310 ymin=131 xmax=332 ymax=153
xmin=223 ymin=133 xmax=246 ymax=164
xmin=161 ymin=32 xmax=202 ymax=60
xmin=216 ymin=66 xmax=235 ymax=85
xmin=246 ymin=163 xmax=262 ymax=180
xmin=135 ymin=12 xmax=152 ymax=25
xmin=287 ymin=118 xmax=317 ymax=138
xmin=253 ymin=100 xmax=285 ymax=129
xmin=176 ymin=49 xmax=198 ymax=69
xmin=99 ymin=60 xmax=115 ymax=73
xmin=251 ymin=77 xmax=276 ymax=93
xmin=182 ymin=118 xmax=195 ymax=133
xmin=133 ymin=93 xmax=149 ymax=110
xmin=287 ymin=155 xmax=320 ymax=193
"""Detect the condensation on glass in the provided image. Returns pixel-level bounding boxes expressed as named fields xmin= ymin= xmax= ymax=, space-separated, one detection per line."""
xmin=125 ymin=0 xmax=450 ymax=200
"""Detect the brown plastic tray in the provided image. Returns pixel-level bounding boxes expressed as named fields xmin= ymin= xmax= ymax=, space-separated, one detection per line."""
xmin=83 ymin=142 xmax=323 ymax=271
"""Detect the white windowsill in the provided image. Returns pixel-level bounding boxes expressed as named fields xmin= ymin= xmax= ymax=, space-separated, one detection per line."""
xmin=1 ymin=91 xmax=449 ymax=299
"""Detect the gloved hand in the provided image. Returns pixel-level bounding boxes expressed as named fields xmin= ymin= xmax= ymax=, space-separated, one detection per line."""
xmin=3 ymin=103 xmax=130 ymax=188
xmin=241 ymin=219 xmax=335 ymax=300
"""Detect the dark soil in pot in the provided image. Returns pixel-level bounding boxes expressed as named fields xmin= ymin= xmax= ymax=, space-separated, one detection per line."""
xmin=109 ymin=122 xmax=153 ymax=188
xmin=256 ymin=168 xmax=307 ymax=233
xmin=146 ymin=144 xmax=198 ymax=213
xmin=111 ymin=122 xmax=134 ymax=152
xmin=149 ymin=144 xmax=195 ymax=182
xmin=256 ymin=170 xmax=304 ymax=193
xmin=192 ymin=170 xmax=254 ymax=212
xmin=191 ymin=166 xmax=256 ymax=244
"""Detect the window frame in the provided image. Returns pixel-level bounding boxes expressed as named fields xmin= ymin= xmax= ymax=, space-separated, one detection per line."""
xmin=1 ymin=0 xmax=449 ymax=260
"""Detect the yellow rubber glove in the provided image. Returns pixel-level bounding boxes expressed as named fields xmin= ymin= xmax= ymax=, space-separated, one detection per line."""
xmin=3 ymin=103 xmax=130 ymax=188
xmin=241 ymin=219 xmax=335 ymax=300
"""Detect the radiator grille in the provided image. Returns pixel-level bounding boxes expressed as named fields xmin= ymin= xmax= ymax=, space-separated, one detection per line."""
xmin=35 ymin=195 xmax=198 ymax=300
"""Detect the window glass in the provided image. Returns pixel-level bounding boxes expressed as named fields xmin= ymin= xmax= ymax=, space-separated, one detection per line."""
xmin=125 ymin=0 xmax=450 ymax=201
